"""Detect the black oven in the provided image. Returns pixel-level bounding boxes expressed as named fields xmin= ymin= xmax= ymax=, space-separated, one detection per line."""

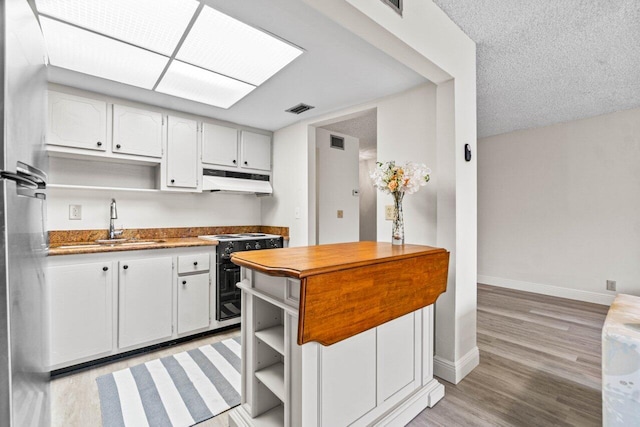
xmin=217 ymin=260 xmax=242 ymax=321
xmin=214 ymin=234 xmax=283 ymax=321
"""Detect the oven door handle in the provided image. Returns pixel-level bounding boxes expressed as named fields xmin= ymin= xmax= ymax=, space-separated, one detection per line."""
xmin=222 ymin=265 xmax=240 ymax=273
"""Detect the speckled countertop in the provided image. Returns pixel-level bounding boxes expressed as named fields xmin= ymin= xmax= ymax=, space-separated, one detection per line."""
xmin=48 ymin=226 xmax=289 ymax=256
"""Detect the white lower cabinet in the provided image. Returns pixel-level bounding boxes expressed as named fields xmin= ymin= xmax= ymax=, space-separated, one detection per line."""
xmin=118 ymin=256 xmax=173 ymax=349
xmin=377 ymin=312 xmax=419 ymax=402
xmin=48 ymin=261 xmax=113 ymax=367
xmin=320 ymin=330 xmax=377 ymax=426
xmin=177 ymin=273 xmax=210 ymax=335
xmin=48 ymin=247 xmax=233 ymax=370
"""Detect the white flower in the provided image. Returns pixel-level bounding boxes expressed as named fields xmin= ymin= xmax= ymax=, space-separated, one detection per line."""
xmin=370 ymin=161 xmax=431 ymax=195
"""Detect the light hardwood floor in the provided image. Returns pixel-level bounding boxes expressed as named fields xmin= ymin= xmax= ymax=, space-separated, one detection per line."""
xmin=51 ymin=285 xmax=609 ymax=426
xmin=409 ymin=284 xmax=609 ymax=426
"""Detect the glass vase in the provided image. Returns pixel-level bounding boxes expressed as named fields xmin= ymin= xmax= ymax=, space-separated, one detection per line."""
xmin=392 ymin=192 xmax=404 ymax=245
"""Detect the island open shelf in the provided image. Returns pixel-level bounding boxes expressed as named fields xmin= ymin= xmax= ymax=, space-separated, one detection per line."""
xmin=228 ymin=241 xmax=449 ymax=427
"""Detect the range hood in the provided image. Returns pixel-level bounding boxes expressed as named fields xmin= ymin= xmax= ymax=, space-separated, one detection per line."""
xmin=202 ymin=169 xmax=273 ymax=195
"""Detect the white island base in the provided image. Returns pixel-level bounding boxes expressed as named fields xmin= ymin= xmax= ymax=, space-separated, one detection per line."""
xmin=228 ymin=269 xmax=444 ymax=427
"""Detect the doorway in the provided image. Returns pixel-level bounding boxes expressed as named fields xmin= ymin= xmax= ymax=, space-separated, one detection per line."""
xmin=316 ymin=109 xmax=377 ymax=244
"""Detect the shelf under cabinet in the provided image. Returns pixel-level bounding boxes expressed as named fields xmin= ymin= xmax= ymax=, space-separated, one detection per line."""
xmin=255 ymin=362 xmax=285 ymax=402
xmin=255 ymin=325 xmax=284 ymax=356
xmin=250 ymin=405 xmax=284 ymax=427
xmin=48 ymin=184 xmax=161 ymax=193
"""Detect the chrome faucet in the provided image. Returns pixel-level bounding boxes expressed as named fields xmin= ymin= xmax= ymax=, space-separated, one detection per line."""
xmin=109 ymin=199 xmax=123 ymax=240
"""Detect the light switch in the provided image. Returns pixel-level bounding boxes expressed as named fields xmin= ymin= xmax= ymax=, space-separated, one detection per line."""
xmin=69 ymin=204 xmax=82 ymax=220
xmin=295 ymin=207 xmax=301 ymax=219
xmin=337 ymin=210 xmax=344 ymax=218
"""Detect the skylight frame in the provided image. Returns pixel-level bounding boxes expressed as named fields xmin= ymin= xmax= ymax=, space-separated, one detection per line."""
xmin=35 ymin=1 xmax=305 ymax=109
xmin=35 ymin=0 xmax=199 ymax=56
xmin=155 ymin=60 xmax=256 ymax=109
xmin=40 ymin=17 xmax=169 ymax=90
xmin=175 ymin=6 xmax=304 ymax=86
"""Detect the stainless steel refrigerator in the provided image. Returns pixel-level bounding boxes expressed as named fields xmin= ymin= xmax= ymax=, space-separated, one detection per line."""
xmin=0 ymin=0 xmax=49 ymax=425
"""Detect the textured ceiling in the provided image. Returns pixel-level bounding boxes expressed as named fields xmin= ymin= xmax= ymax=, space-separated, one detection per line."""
xmin=433 ymin=0 xmax=640 ymax=138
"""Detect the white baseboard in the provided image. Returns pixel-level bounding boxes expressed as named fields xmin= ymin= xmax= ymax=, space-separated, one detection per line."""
xmin=373 ymin=379 xmax=444 ymax=427
xmin=478 ymin=275 xmax=614 ymax=306
xmin=434 ymin=346 xmax=479 ymax=384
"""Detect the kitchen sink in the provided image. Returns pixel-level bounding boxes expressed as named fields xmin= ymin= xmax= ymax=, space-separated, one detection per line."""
xmin=56 ymin=243 xmax=102 ymax=249
xmin=55 ymin=239 xmax=166 ymax=249
xmin=118 ymin=240 xmax=166 ymax=246
xmin=95 ymin=239 xmax=166 ymax=246
xmin=95 ymin=238 xmax=127 ymax=244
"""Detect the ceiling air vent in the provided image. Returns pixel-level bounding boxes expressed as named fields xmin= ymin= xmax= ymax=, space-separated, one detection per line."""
xmin=330 ymin=135 xmax=345 ymax=150
xmin=286 ymin=103 xmax=315 ymax=115
xmin=380 ymin=0 xmax=402 ymax=15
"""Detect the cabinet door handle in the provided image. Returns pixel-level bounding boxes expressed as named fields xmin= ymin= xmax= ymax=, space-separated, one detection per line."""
xmin=170 ymin=179 xmax=175 ymax=184
xmin=116 ymin=144 xmax=121 ymax=149
xmin=244 ymin=161 xmax=248 ymax=165
xmin=232 ymin=160 xmax=237 ymax=164
xmin=193 ymin=261 xmax=198 ymax=266
xmin=182 ymin=280 xmax=187 ymax=285
xmin=123 ymin=265 xmax=128 ymax=270
xmin=102 ymin=266 xmax=109 ymax=271
xmin=96 ymin=141 xmax=102 ymax=147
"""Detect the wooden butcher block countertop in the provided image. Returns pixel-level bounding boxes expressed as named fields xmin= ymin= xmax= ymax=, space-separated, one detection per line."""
xmin=231 ymin=241 xmax=450 ymax=346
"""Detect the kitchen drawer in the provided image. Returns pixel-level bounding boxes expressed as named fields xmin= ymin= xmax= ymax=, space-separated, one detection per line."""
xmin=177 ymin=253 xmax=210 ymax=274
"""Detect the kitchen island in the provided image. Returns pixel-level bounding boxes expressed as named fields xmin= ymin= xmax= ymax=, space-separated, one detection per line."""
xmin=228 ymin=241 xmax=449 ymax=427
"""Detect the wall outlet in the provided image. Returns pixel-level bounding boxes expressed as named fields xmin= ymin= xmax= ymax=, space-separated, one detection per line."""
xmin=69 ymin=204 xmax=82 ymax=220
xmin=385 ymin=205 xmax=394 ymax=221
xmin=337 ymin=210 xmax=344 ymax=218
xmin=606 ymin=280 xmax=616 ymax=291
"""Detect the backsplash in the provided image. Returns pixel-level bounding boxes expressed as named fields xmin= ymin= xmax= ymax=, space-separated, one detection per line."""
xmin=47 ymin=187 xmax=262 ymax=231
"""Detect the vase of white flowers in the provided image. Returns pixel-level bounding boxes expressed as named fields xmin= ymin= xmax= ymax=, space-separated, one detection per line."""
xmin=370 ymin=161 xmax=431 ymax=245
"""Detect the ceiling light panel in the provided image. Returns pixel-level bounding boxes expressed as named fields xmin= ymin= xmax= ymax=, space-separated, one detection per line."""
xmin=35 ymin=0 xmax=198 ymax=55
xmin=156 ymin=61 xmax=256 ymax=109
xmin=176 ymin=6 xmax=303 ymax=86
xmin=41 ymin=18 xmax=168 ymax=89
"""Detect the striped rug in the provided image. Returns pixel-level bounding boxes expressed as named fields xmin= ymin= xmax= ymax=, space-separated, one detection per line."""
xmin=96 ymin=337 xmax=241 ymax=427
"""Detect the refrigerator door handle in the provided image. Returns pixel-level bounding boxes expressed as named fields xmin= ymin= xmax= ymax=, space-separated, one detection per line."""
xmin=15 ymin=160 xmax=47 ymax=188
xmin=1 ymin=161 xmax=47 ymax=198
xmin=0 ymin=170 xmax=39 ymax=189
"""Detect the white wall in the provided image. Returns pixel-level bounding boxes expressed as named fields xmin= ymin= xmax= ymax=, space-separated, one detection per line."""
xmin=260 ymin=123 xmax=310 ymax=248
xmin=47 ymin=187 xmax=261 ymax=230
xmin=316 ymin=129 xmax=360 ymax=244
xmin=375 ymin=85 xmax=438 ymax=246
xmin=478 ymin=107 xmax=640 ymax=304
xmin=359 ymin=158 xmax=377 ymax=241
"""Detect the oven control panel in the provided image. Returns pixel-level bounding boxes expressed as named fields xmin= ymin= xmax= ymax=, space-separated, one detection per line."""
xmin=218 ymin=237 xmax=283 ymax=261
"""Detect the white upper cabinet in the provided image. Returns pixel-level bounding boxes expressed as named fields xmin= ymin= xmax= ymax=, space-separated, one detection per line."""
xmin=48 ymin=91 xmax=107 ymax=151
xmin=202 ymin=122 xmax=238 ymax=167
xmin=112 ymin=104 xmax=163 ymax=158
xmin=241 ymin=131 xmax=271 ymax=171
xmin=166 ymin=116 xmax=198 ymax=189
